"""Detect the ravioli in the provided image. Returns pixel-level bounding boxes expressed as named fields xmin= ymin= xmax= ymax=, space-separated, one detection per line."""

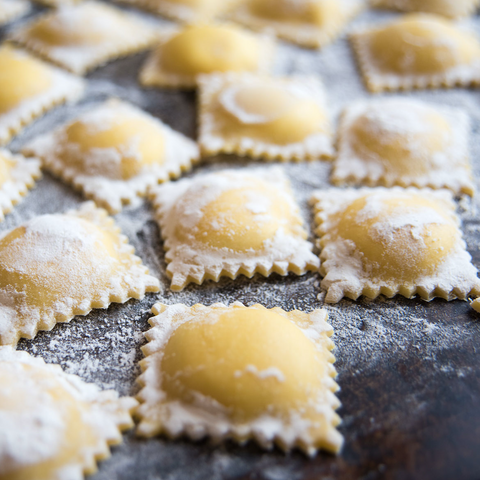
xmin=10 ymin=1 xmax=160 ymax=75
xmin=198 ymin=73 xmax=333 ymax=161
xmin=0 ymin=347 xmax=137 ymax=480
xmin=22 ymin=99 xmax=199 ymax=214
xmin=0 ymin=149 xmax=41 ymax=222
xmin=0 ymin=0 xmax=30 ymax=26
xmin=139 ymin=24 xmax=274 ymax=89
xmin=332 ymin=97 xmax=473 ymax=195
xmin=136 ymin=302 xmax=342 ymax=455
xmin=0 ymin=45 xmax=84 ymax=146
xmin=150 ymin=168 xmax=319 ymax=290
xmin=231 ymin=0 xmax=364 ymax=48
xmin=0 ymin=202 xmax=160 ymax=346
xmin=350 ymin=13 xmax=480 ymax=91
xmin=371 ymin=0 xmax=480 ymax=18
xmin=118 ymin=0 xmax=241 ymax=22
xmin=311 ymin=187 xmax=480 ymax=303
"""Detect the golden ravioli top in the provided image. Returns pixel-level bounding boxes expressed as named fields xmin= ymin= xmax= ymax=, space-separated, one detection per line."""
xmin=311 ymin=187 xmax=480 ymax=303
xmin=0 ymin=202 xmax=160 ymax=346
xmin=0 ymin=347 xmax=137 ymax=480
xmin=333 ymin=192 xmax=458 ymax=282
xmin=21 ymin=99 xmax=199 ymax=214
xmin=372 ymin=0 xmax=480 ymax=18
xmin=136 ymin=303 xmax=342 ymax=455
xmin=367 ymin=14 xmax=480 ymax=75
xmin=332 ymin=98 xmax=473 ymax=195
xmin=251 ymin=0 xmax=343 ymax=25
xmin=10 ymin=2 xmax=160 ymax=75
xmin=151 ymin=168 xmax=319 ymax=290
xmin=198 ymin=73 xmax=333 ymax=160
xmin=63 ymin=107 xmax=165 ymax=181
xmin=162 ymin=25 xmax=261 ymax=76
xmin=0 ymin=46 xmax=52 ymax=115
xmin=140 ymin=24 xmax=274 ymax=88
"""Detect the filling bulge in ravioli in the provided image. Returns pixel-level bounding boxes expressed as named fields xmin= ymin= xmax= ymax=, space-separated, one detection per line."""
xmin=218 ymin=82 xmax=326 ymax=144
xmin=161 ymin=25 xmax=261 ymax=76
xmin=169 ymin=0 xmax=224 ymax=8
xmin=368 ymin=14 xmax=480 ymax=75
xmin=174 ymin=179 xmax=303 ymax=252
xmin=26 ymin=4 xmax=129 ymax=47
xmin=349 ymin=102 xmax=452 ymax=175
xmin=0 ymin=362 xmax=98 ymax=480
xmin=64 ymin=116 xmax=165 ymax=180
xmin=335 ymin=194 xmax=458 ymax=282
xmin=252 ymin=0 xmax=343 ymax=25
xmin=161 ymin=307 xmax=326 ymax=423
xmin=0 ymin=47 xmax=52 ymax=115
xmin=0 ymin=214 xmax=122 ymax=311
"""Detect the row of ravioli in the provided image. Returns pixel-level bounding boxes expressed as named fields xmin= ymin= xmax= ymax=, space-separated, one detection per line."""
xmin=2 ymin=0 xmax=480 ymax=91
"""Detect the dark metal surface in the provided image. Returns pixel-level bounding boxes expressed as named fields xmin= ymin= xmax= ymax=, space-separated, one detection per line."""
xmin=3 ymin=3 xmax=480 ymax=480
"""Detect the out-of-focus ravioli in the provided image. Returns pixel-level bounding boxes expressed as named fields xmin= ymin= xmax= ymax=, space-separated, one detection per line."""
xmin=350 ymin=14 xmax=480 ymax=91
xmin=0 ymin=347 xmax=137 ymax=480
xmin=332 ymin=97 xmax=473 ymax=195
xmin=136 ymin=302 xmax=342 ymax=456
xmin=0 ymin=0 xmax=30 ymax=26
xmin=372 ymin=0 xmax=480 ymax=19
xmin=10 ymin=1 xmax=160 ymax=75
xmin=139 ymin=24 xmax=275 ymax=89
xmin=198 ymin=72 xmax=333 ymax=161
xmin=231 ymin=0 xmax=364 ymax=48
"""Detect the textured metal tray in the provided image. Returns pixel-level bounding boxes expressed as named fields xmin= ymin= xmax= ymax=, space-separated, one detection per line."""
xmin=3 ymin=3 xmax=480 ymax=480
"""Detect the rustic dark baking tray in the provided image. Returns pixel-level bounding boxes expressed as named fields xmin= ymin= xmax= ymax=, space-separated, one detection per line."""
xmin=3 ymin=3 xmax=480 ymax=480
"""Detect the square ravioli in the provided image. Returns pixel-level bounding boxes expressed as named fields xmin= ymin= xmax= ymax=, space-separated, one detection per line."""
xmin=22 ymin=99 xmax=199 ymax=214
xmin=0 ymin=45 xmax=84 ymax=146
xmin=371 ymin=0 xmax=480 ymax=18
xmin=231 ymin=0 xmax=364 ymax=49
xmin=118 ymin=0 xmax=241 ymax=23
xmin=350 ymin=13 xmax=480 ymax=92
xmin=0 ymin=347 xmax=138 ymax=480
xmin=150 ymin=168 xmax=320 ymax=291
xmin=0 ymin=149 xmax=41 ymax=222
xmin=136 ymin=302 xmax=342 ymax=456
xmin=0 ymin=201 xmax=160 ymax=346
xmin=10 ymin=1 xmax=161 ymax=75
xmin=331 ymin=97 xmax=474 ymax=196
xmin=139 ymin=23 xmax=275 ymax=89
xmin=311 ymin=187 xmax=480 ymax=303
xmin=198 ymin=73 xmax=334 ymax=161
xmin=0 ymin=0 xmax=30 ymax=26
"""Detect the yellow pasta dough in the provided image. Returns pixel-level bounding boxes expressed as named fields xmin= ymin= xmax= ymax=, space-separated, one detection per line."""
xmin=139 ymin=24 xmax=274 ymax=89
xmin=136 ymin=302 xmax=342 ymax=455
xmin=332 ymin=97 xmax=473 ymax=195
xmin=0 ymin=202 xmax=160 ymax=346
xmin=351 ymin=14 xmax=480 ymax=91
xmin=0 ymin=149 xmax=41 ymax=222
xmin=311 ymin=187 xmax=480 ymax=303
xmin=198 ymin=73 xmax=333 ymax=161
xmin=22 ymin=99 xmax=199 ymax=213
xmin=0 ymin=45 xmax=84 ymax=145
xmin=231 ymin=0 xmax=364 ymax=48
xmin=371 ymin=0 xmax=480 ymax=18
xmin=10 ymin=2 xmax=160 ymax=75
xmin=0 ymin=347 xmax=137 ymax=480
xmin=117 ymin=0 xmax=241 ymax=22
xmin=150 ymin=168 xmax=319 ymax=290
